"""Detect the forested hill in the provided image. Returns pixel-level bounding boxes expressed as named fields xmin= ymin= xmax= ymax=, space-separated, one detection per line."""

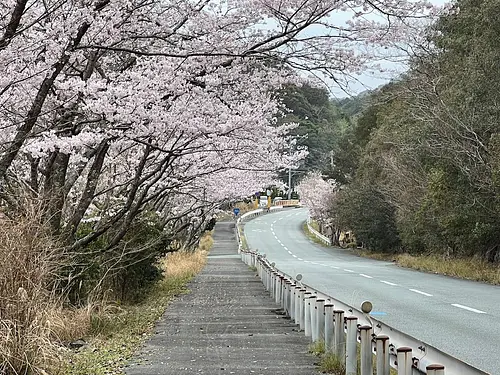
xmin=287 ymin=0 xmax=500 ymax=262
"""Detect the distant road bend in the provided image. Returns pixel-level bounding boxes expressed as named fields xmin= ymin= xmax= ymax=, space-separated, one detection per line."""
xmin=244 ymin=208 xmax=500 ymax=374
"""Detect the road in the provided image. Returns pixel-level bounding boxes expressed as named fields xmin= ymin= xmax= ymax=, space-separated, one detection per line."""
xmin=243 ymin=208 xmax=500 ymax=374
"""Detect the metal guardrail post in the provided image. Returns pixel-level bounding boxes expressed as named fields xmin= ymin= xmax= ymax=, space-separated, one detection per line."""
xmin=268 ymin=270 xmax=272 ymax=292
xmin=304 ymin=294 xmax=313 ymax=338
xmin=333 ymin=310 xmax=345 ymax=358
xmin=397 ymin=347 xmax=413 ymax=375
xmin=294 ymin=287 xmax=301 ymax=325
xmin=270 ymin=272 xmax=276 ymax=299
xmin=283 ymin=281 xmax=289 ymax=313
xmin=376 ymin=335 xmax=390 ymax=375
xmin=300 ymin=290 xmax=309 ymax=331
xmin=427 ymin=364 xmax=445 ymax=375
xmin=266 ymin=267 xmax=269 ymax=288
xmin=360 ymin=325 xmax=373 ymax=375
xmin=290 ymin=284 xmax=296 ymax=320
xmin=316 ymin=299 xmax=325 ymax=340
xmin=279 ymin=276 xmax=285 ymax=309
xmin=324 ymin=304 xmax=334 ymax=351
xmin=283 ymin=279 xmax=288 ymax=311
xmin=275 ymin=276 xmax=281 ymax=304
xmin=310 ymin=295 xmax=318 ymax=341
xmin=345 ymin=316 xmax=358 ymax=375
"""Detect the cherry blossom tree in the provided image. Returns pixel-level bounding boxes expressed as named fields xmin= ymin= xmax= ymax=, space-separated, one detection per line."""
xmin=297 ymin=171 xmax=336 ymax=220
xmin=0 ymin=0 xmax=441 ymax=299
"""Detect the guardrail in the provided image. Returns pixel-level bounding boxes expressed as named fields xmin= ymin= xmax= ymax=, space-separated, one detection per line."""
xmin=236 ymin=210 xmax=489 ymax=375
xmin=306 ymin=217 xmax=331 ymax=245
xmin=273 ymin=199 xmax=301 ymax=207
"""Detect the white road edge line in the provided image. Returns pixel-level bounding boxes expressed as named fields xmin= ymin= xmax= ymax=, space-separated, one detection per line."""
xmin=380 ymin=280 xmax=398 ymax=286
xmin=409 ymin=289 xmax=433 ymax=297
xmin=451 ymin=304 xmax=486 ymax=314
xmin=359 ymin=274 xmax=373 ymax=279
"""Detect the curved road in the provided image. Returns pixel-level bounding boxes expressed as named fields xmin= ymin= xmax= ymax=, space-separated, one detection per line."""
xmin=244 ymin=208 xmax=499 ymax=374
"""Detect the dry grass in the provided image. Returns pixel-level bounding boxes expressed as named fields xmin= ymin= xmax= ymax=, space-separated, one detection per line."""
xmin=356 ymin=250 xmax=500 ymax=285
xmin=396 ymin=254 xmax=500 ymax=284
xmin=234 ymin=201 xmax=256 ymax=214
xmin=0 ymin=211 xmax=63 ymax=375
xmin=47 ymin=307 xmax=92 ymax=344
xmin=161 ymin=232 xmax=210 ymax=279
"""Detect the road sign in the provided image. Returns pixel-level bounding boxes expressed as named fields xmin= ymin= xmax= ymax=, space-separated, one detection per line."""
xmin=233 ymin=208 xmax=240 ymax=216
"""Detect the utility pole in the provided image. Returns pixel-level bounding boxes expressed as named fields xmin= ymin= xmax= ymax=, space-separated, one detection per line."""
xmin=288 ymin=167 xmax=292 ymax=200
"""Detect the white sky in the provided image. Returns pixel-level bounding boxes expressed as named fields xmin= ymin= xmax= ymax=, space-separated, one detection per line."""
xmin=324 ymin=0 xmax=451 ymax=98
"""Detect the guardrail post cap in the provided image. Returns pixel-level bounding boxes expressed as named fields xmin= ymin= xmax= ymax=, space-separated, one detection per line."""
xmin=426 ymin=364 xmax=445 ymax=370
xmin=295 ymin=273 xmax=303 ymax=281
xmin=271 ymin=262 xmax=275 ymax=267
xmin=361 ymin=300 xmax=373 ymax=313
xmin=397 ymin=346 xmax=413 ymax=353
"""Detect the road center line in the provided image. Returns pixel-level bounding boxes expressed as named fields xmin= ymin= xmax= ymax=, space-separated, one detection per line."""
xmin=409 ymin=289 xmax=433 ymax=297
xmin=380 ymin=280 xmax=398 ymax=286
xmin=451 ymin=304 xmax=486 ymax=314
xmin=287 ymin=250 xmax=292 ymax=254
xmin=292 ymin=254 xmax=297 ymax=258
xmin=344 ymin=269 xmax=354 ymax=273
xmin=298 ymin=258 xmax=303 ymax=261
xmin=283 ymin=246 xmax=288 ymax=250
xmin=359 ymin=274 xmax=373 ymax=279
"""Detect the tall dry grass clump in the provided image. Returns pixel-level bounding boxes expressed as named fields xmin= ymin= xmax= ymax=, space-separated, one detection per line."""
xmin=0 ymin=210 xmax=63 ymax=375
xmin=162 ymin=232 xmax=211 ymax=280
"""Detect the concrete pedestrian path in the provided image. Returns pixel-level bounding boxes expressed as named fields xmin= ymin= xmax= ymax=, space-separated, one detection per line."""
xmin=125 ymin=221 xmax=317 ymax=375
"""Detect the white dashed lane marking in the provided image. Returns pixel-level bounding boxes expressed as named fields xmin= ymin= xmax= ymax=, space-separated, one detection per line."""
xmin=451 ymin=304 xmax=486 ymax=314
xmin=359 ymin=274 xmax=373 ymax=279
xmin=380 ymin=280 xmax=398 ymax=286
xmin=409 ymin=289 xmax=433 ymax=297
xmin=344 ymin=269 xmax=354 ymax=273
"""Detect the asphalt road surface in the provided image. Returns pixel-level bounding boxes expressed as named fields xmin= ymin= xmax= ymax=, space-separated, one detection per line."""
xmin=244 ymin=208 xmax=500 ymax=374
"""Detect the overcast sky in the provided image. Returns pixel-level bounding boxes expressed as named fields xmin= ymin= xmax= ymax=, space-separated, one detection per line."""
xmin=324 ymin=0 xmax=451 ymax=98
